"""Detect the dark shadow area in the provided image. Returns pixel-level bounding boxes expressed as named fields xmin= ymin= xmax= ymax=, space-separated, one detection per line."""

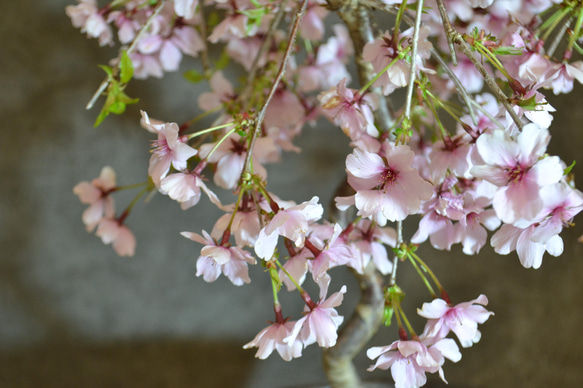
xmin=0 ymin=338 xmax=254 ymax=388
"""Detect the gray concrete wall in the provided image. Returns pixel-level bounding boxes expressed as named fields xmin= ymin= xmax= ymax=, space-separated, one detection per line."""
xmin=2 ymin=1 xmax=583 ymax=387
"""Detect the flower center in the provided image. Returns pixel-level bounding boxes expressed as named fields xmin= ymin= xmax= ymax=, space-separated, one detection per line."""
xmin=505 ymin=165 xmax=525 ymax=183
xmin=380 ymin=167 xmax=398 ymax=190
xmin=151 ymin=139 xmax=170 ymax=156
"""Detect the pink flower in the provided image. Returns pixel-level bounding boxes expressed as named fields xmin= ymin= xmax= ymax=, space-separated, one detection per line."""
xmin=197 ymin=71 xmax=235 ymax=112
xmin=418 ymin=295 xmax=494 ymax=348
xmin=243 ymin=320 xmax=303 ymax=361
xmin=299 ymin=1 xmax=328 ymax=41
xmin=182 ymin=230 xmax=256 ymax=286
xmin=470 ymin=124 xmax=563 ymax=226
xmin=173 ymin=0 xmax=198 ymax=20
xmin=456 ymin=194 xmax=500 ymax=255
xmin=141 ymin=111 xmax=198 ymax=186
xmin=346 ymin=142 xmax=434 ymax=223
xmin=66 ymin=0 xmax=113 ymax=46
xmin=348 ymin=219 xmax=396 ymax=275
xmin=411 ymin=211 xmax=458 ymax=251
xmin=254 ymin=197 xmax=324 ymax=260
xmin=531 ymin=182 xmax=583 ymax=243
xmin=362 ymin=27 xmax=432 ymax=95
xmin=367 ymin=336 xmax=461 ymax=388
xmin=284 ymin=281 xmax=346 ymax=348
xmin=548 ymin=61 xmax=583 ymax=95
xmin=160 ymin=171 xmax=221 ymax=210
xmin=491 ymin=223 xmax=563 ymax=269
xmin=490 ymin=182 xmax=583 ymax=269
xmin=212 ymin=206 xmax=262 ymax=248
xmin=95 ymin=218 xmax=136 ymax=257
xmin=199 ymin=132 xmax=277 ymax=190
xmin=306 ymin=223 xmax=354 ymax=281
xmin=318 ymin=78 xmax=378 ymax=140
xmin=73 ymin=166 xmax=116 ymax=232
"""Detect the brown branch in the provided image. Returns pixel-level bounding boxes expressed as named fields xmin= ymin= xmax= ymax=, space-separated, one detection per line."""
xmin=239 ymin=0 xmax=289 ymax=106
xmin=241 ymin=0 xmax=309 ymax=176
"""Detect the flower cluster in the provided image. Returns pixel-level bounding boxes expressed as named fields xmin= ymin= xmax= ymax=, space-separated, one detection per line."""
xmin=69 ymin=0 xmax=583 ymax=387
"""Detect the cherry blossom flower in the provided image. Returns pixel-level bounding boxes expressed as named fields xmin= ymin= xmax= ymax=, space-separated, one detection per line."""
xmin=531 ymin=182 xmax=583 ymax=242
xmin=159 ymin=171 xmax=221 ymax=210
xmin=66 ymin=0 xmax=113 ymax=46
xmin=318 ymin=78 xmax=378 ymax=140
xmin=298 ymin=24 xmax=353 ymax=92
xmin=418 ymin=295 xmax=494 ymax=348
xmin=95 ymin=218 xmax=136 ymax=257
xmin=348 ymin=219 xmax=396 ymax=275
xmin=199 ymin=132 xmax=277 ymax=190
xmin=255 ymin=196 xmax=324 ymax=260
xmin=362 ymin=27 xmax=432 ymax=95
xmin=547 ymin=61 xmax=583 ymax=95
xmin=491 ymin=181 xmax=583 ymax=269
xmin=197 ymin=71 xmax=235 ymax=112
xmin=346 ymin=141 xmax=434 ymax=224
xmin=456 ymin=194 xmax=500 ymax=255
xmin=470 ymin=124 xmax=563 ymax=226
xmin=284 ymin=279 xmax=346 ymax=348
xmin=491 ymin=223 xmax=563 ymax=269
xmin=73 ymin=166 xmax=116 ymax=232
xmin=366 ymin=336 xmax=461 ymax=388
xmin=305 ymin=223 xmax=354 ymax=281
xmin=211 ymin=206 xmax=262 ymax=248
xmin=174 ymin=0 xmax=198 ymax=20
xmin=141 ymin=111 xmax=198 ymax=186
xmin=182 ymin=230 xmax=256 ymax=286
xmin=243 ymin=320 xmax=303 ymax=361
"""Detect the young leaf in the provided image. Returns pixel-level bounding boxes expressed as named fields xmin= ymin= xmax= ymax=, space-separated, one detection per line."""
xmin=564 ymin=160 xmax=576 ymax=175
xmin=119 ymin=50 xmax=134 ymax=84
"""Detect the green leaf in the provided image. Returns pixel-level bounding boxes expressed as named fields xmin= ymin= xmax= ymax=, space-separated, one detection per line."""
xmin=119 ymin=50 xmax=134 ymax=84
xmin=98 ymin=64 xmax=114 ymax=78
xmin=183 ymin=69 xmax=206 ymax=83
xmin=493 ymin=46 xmax=524 ymax=56
xmin=94 ymin=107 xmax=110 ymax=127
xmin=564 ymin=160 xmax=576 ymax=175
xmin=108 ymin=101 xmax=127 ymax=114
xmin=517 ymin=94 xmax=538 ymax=109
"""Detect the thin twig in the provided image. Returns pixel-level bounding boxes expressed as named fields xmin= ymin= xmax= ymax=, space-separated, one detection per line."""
xmin=404 ymin=0 xmax=424 ymax=120
xmin=435 ymin=0 xmax=458 ymax=66
xmin=451 ymin=32 xmax=524 ymax=130
xmin=86 ymin=1 xmax=166 ymax=109
xmin=390 ymin=220 xmax=402 ymax=286
xmin=430 ymin=48 xmax=477 ymax=125
xmin=239 ymin=0 xmax=289 ymax=107
xmin=197 ymin=2 xmax=211 ymax=73
xmin=242 ymin=0 xmax=309 ymax=176
xmin=547 ymin=17 xmax=572 ymax=59
xmin=470 ymin=98 xmax=505 ymax=129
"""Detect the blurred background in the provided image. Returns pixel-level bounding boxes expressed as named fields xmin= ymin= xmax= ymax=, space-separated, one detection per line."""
xmin=2 ymin=1 xmax=583 ymax=387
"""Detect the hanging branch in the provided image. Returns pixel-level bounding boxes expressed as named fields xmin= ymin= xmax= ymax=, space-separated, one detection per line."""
xmin=86 ymin=1 xmax=166 ymax=110
xmin=433 ymin=1 xmax=524 ymax=130
xmin=241 ymin=0 xmax=310 ymax=177
xmin=239 ymin=0 xmax=290 ymax=106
